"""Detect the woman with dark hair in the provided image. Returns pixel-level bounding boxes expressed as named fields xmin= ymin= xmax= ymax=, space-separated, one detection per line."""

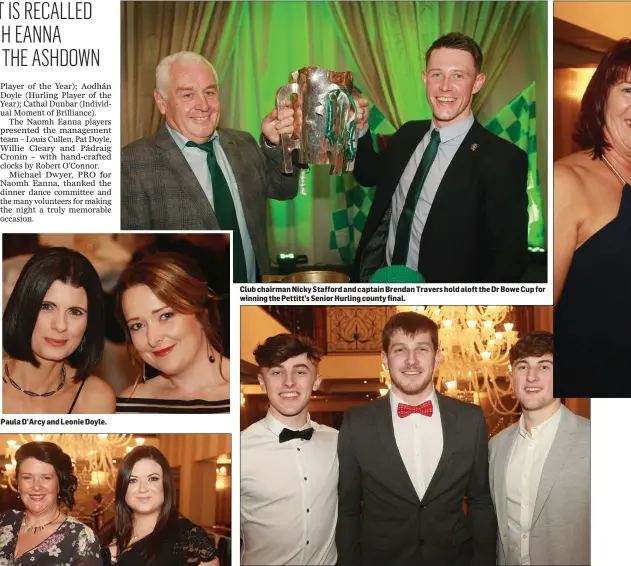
xmin=0 ymin=441 xmax=101 ymax=564
xmin=2 ymin=247 xmax=116 ymax=413
xmin=554 ymin=38 xmax=631 ymax=392
xmin=101 ymin=445 xmax=218 ymax=565
xmin=114 ymin=252 xmax=229 ymax=413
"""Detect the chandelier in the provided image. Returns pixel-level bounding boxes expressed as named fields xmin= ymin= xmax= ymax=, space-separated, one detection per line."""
xmin=2 ymin=434 xmax=145 ymax=493
xmin=380 ymin=306 xmax=520 ymax=415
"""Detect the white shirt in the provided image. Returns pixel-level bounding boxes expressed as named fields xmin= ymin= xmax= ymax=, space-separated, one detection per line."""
xmin=167 ymin=124 xmax=257 ymax=282
xmin=505 ymin=407 xmax=562 ymax=565
xmin=241 ymin=412 xmax=338 ymax=565
xmin=386 ymin=113 xmax=475 ymax=269
xmin=390 ymin=389 xmax=443 ymax=501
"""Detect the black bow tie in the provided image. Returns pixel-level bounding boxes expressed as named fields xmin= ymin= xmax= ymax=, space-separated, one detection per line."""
xmin=279 ymin=427 xmax=314 ymax=443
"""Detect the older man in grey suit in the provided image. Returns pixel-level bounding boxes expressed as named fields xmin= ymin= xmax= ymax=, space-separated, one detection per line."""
xmin=489 ymin=331 xmax=590 ymax=566
xmin=122 ymin=51 xmax=299 ymax=282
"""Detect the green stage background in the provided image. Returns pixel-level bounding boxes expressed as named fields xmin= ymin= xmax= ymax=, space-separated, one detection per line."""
xmin=122 ymin=1 xmax=547 ymax=267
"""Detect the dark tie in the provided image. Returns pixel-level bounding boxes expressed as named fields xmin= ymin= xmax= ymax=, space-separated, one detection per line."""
xmin=185 ymin=139 xmax=248 ymax=283
xmin=397 ymin=400 xmax=433 ymax=418
xmin=391 ymin=129 xmax=441 ymax=265
xmin=279 ymin=427 xmax=314 ymax=443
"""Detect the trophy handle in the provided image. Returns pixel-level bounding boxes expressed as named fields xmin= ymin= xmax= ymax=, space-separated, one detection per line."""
xmin=275 ymin=83 xmax=300 ymax=174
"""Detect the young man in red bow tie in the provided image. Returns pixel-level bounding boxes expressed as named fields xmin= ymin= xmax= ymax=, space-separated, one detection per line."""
xmin=337 ymin=311 xmax=496 ymax=566
xmin=241 ymin=333 xmax=338 ymax=565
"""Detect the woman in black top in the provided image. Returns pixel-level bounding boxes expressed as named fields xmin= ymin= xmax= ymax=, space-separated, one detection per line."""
xmin=101 ymin=445 xmax=218 ymax=565
xmin=2 ymin=247 xmax=115 ymax=414
xmin=114 ymin=252 xmax=229 ymax=413
xmin=554 ymin=38 xmax=631 ymax=394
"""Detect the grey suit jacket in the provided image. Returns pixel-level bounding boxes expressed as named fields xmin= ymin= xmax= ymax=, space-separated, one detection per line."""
xmin=121 ymin=124 xmax=299 ymax=275
xmin=489 ymin=405 xmax=590 ymax=565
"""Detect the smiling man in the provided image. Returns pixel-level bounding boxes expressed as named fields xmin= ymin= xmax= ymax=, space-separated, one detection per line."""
xmin=241 ymin=333 xmax=338 ymax=565
xmin=336 ymin=311 xmax=496 ymax=566
xmin=488 ymin=331 xmax=590 ymax=565
xmin=351 ymin=33 xmax=528 ymax=283
xmin=121 ymin=51 xmax=300 ymax=282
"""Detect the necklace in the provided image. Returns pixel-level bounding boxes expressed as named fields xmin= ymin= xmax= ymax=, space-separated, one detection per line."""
xmin=3 ymin=362 xmax=66 ymax=397
xmin=22 ymin=509 xmax=61 ymax=534
xmin=601 ymin=154 xmax=630 ymax=186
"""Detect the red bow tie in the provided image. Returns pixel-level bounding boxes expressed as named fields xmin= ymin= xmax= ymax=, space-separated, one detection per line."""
xmin=397 ymin=400 xmax=433 ymax=418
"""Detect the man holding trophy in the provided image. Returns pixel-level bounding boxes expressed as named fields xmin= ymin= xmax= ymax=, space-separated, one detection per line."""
xmin=121 ymin=51 xmax=299 ymax=283
xmin=351 ymin=33 xmax=529 ymax=283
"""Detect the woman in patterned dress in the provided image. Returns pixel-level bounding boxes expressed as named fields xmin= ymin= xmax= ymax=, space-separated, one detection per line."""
xmin=0 ymin=441 xmax=101 ymax=565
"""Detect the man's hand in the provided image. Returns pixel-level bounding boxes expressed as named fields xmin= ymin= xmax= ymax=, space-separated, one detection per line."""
xmin=353 ymin=91 xmax=369 ymax=132
xmin=261 ymin=99 xmax=295 ymax=146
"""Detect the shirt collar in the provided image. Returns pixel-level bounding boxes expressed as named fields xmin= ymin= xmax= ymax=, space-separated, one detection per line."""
xmin=431 ymin=112 xmax=474 ymax=143
xmin=166 ymin=122 xmax=219 ymax=151
xmin=389 ymin=387 xmax=438 ymax=412
xmin=264 ymin=411 xmax=313 ymax=437
xmin=518 ymin=404 xmax=562 ymax=439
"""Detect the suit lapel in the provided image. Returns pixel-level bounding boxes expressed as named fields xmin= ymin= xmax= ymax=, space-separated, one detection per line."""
xmin=494 ymin=424 xmax=518 ymax=538
xmin=532 ymin=407 xmax=576 ymax=527
xmin=153 ymin=124 xmax=219 ymax=228
xmin=375 ymin=395 xmax=421 ymax=505
xmin=421 ymin=393 xmax=456 ymax=504
xmin=421 ymin=121 xmax=482 ymax=237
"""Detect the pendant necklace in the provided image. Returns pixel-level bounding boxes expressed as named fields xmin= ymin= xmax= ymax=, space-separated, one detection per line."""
xmin=3 ymin=362 xmax=66 ymax=397
xmin=22 ymin=509 xmax=61 ymax=534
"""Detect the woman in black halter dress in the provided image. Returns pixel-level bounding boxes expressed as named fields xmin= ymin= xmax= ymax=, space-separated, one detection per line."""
xmin=554 ymin=39 xmax=631 ymax=396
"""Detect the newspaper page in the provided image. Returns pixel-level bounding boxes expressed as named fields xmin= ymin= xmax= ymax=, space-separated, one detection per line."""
xmin=0 ymin=1 xmax=625 ymax=566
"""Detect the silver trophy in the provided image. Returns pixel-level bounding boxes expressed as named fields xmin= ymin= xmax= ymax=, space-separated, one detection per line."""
xmin=276 ymin=67 xmax=359 ymax=176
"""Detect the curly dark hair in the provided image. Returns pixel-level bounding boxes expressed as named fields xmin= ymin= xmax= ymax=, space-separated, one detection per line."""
xmin=510 ymin=331 xmax=553 ymax=364
xmin=15 ymin=441 xmax=78 ymax=509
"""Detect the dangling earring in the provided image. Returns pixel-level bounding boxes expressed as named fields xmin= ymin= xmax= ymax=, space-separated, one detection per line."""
xmin=17 ymin=493 xmax=20 ymax=499
xmin=209 ymin=352 xmax=216 ymax=363
xmin=142 ymin=363 xmax=148 ymax=383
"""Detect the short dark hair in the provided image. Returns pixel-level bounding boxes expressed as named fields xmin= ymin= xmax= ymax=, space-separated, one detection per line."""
xmin=3 ymin=247 xmax=105 ymax=381
xmin=15 ymin=441 xmax=78 ymax=509
xmin=93 ymin=493 xmax=103 ymax=504
xmin=382 ymin=312 xmax=439 ymax=352
xmin=510 ymin=331 xmax=553 ymax=364
xmin=113 ymin=445 xmax=178 ymax=562
xmin=426 ymin=32 xmax=483 ymax=73
xmin=574 ymin=38 xmax=631 ymax=157
xmin=254 ymin=333 xmax=322 ymax=368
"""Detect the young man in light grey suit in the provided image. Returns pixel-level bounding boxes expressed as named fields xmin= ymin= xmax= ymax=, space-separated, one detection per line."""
xmin=489 ymin=331 xmax=590 ymax=566
xmin=121 ymin=51 xmax=299 ymax=281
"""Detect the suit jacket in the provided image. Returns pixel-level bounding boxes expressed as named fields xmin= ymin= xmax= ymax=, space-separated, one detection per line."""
xmin=336 ymin=393 xmax=496 ymax=566
xmin=121 ymin=124 xmax=299 ymax=275
xmin=489 ymin=405 xmax=590 ymax=565
xmin=352 ymin=121 xmax=528 ymax=283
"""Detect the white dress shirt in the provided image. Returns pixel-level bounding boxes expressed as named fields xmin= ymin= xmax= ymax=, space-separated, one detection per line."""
xmin=167 ymin=124 xmax=256 ymax=282
xmin=386 ymin=113 xmax=475 ymax=269
xmin=505 ymin=407 xmax=562 ymax=565
xmin=390 ymin=389 xmax=443 ymax=501
xmin=241 ymin=412 xmax=338 ymax=565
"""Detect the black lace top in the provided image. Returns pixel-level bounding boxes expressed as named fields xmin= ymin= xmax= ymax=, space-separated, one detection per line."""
xmin=101 ymin=517 xmax=217 ymax=565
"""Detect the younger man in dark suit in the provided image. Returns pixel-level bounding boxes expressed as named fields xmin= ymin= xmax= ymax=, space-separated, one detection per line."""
xmin=352 ymin=33 xmax=528 ymax=283
xmin=122 ymin=51 xmax=299 ymax=282
xmin=337 ymin=311 xmax=496 ymax=566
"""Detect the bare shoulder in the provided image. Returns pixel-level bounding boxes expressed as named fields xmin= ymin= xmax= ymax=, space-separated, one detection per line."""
xmin=220 ymin=356 xmax=230 ymax=381
xmin=75 ymin=376 xmax=116 ymax=413
xmin=554 ymin=152 xmax=598 ymax=199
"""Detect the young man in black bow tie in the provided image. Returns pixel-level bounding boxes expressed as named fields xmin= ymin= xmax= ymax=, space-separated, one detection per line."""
xmin=241 ymin=333 xmax=338 ymax=565
xmin=337 ymin=311 xmax=496 ymax=566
